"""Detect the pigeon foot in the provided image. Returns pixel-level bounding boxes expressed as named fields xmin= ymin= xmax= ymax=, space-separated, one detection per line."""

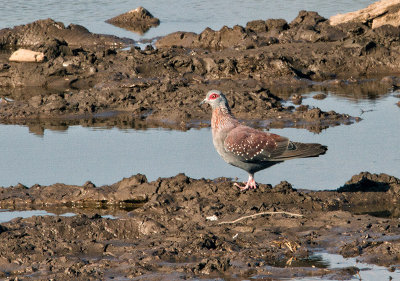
xmin=234 ymin=174 xmax=257 ymax=191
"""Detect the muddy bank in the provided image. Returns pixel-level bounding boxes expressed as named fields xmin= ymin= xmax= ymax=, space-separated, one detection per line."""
xmin=3 ymin=75 xmax=397 ymax=133
xmin=0 ymin=18 xmax=132 ymax=49
xmin=2 ymin=10 xmax=400 ymax=129
xmin=0 ymin=172 xmax=400 ymax=279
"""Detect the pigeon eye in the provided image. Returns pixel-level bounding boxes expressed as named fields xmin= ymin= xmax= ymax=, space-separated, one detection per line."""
xmin=209 ymin=93 xmax=219 ymax=100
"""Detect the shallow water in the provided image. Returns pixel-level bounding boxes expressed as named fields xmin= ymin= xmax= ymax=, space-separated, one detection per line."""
xmin=0 ymin=0 xmax=376 ymax=41
xmin=1 ymin=0 xmax=396 ymax=190
xmin=291 ymin=252 xmax=400 ymax=281
xmin=0 ymin=209 xmax=52 ymax=223
xmin=0 ymin=209 xmax=115 ymax=223
xmin=1 ymin=92 xmax=399 ymax=190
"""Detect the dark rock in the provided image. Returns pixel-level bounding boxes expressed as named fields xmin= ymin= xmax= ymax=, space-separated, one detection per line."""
xmin=290 ymin=10 xmax=327 ymax=28
xmin=106 ymin=6 xmax=160 ymax=34
xmin=265 ymin=19 xmax=289 ymax=32
xmin=0 ymin=225 xmax=7 ymax=234
xmin=317 ymin=22 xmax=347 ymax=41
xmin=373 ymin=24 xmax=400 ymax=38
xmin=313 ymin=93 xmax=327 ymax=100
xmin=291 ymin=94 xmax=303 ymax=104
xmin=273 ymin=181 xmax=296 ymax=193
xmin=0 ymin=18 xmax=129 ymax=49
xmin=246 ymin=20 xmax=267 ymax=32
xmin=338 ymin=172 xmax=400 ymax=193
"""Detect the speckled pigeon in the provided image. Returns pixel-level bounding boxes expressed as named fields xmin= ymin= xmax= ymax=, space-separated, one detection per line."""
xmin=200 ymin=90 xmax=327 ymax=191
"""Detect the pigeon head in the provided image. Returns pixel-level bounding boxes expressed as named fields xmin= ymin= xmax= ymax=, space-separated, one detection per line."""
xmin=200 ymin=90 xmax=230 ymax=110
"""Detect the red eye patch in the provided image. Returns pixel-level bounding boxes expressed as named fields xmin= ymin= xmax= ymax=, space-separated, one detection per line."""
xmin=209 ymin=93 xmax=219 ymax=100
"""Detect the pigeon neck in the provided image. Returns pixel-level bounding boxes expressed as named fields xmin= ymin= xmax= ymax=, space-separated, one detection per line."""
xmin=216 ymin=103 xmax=231 ymax=115
xmin=211 ymin=105 xmax=237 ymax=130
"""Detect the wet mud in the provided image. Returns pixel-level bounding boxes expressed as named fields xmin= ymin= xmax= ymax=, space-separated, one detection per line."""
xmin=1 ymin=5 xmax=400 ymax=280
xmin=1 ymin=172 xmax=400 ymax=279
xmin=3 ymin=10 xmax=400 ymax=131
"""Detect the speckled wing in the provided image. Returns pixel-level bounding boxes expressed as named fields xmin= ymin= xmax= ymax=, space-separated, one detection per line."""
xmin=223 ymin=125 xmax=290 ymax=163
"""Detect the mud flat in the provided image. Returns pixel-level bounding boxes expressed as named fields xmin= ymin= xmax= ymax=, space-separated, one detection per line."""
xmin=0 ymin=172 xmax=400 ymax=279
xmin=3 ymin=8 xmax=400 ymax=130
xmin=1 ymin=2 xmax=400 ymax=279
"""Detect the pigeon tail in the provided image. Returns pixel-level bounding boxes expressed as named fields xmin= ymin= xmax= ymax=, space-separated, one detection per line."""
xmin=271 ymin=142 xmax=327 ymax=161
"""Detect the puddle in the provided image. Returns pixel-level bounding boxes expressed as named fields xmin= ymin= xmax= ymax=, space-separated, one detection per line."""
xmin=268 ymin=254 xmax=330 ymax=269
xmin=272 ymin=92 xmax=400 ymax=189
xmin=0 ymin=210 xmax=51 ymax=223
xmin=0 ymin=92 xmax=399 ymax=190
xmin=342 ymin=203 xmax=400 ymax=218
xmin=0 ymin=209 xmax=116 ymax=223
xmin=289 ymin=252 xmax=400 ymax=281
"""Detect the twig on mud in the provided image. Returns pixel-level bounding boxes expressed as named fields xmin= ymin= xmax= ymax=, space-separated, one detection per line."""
xmin=217 ymin=211 xmax=303 ymax=225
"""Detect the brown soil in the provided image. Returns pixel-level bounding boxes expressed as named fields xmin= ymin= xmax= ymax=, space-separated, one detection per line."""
xmin=1 ymin=172 xmax=400 ymax=279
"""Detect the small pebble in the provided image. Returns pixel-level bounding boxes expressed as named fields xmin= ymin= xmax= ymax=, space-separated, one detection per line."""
xmin=206 ymin=215 xmax=218 ymax=221
xmin=291 ymin=94 xmax=303 ymax=105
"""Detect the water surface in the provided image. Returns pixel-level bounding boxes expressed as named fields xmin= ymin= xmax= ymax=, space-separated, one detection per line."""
xmin=292 ymin=252 xmax=400 ymax=281
xmin=1 ymin=92 xmax=399 ymax=190
xmin=0 ymin=209 xmax=115 ymax=223
xmin=0 ymin=210 xmax=51 ymax=223
xmin=0 ymin=0 xmax=398 ymax=190
xmin=0 ymin=0 xmax=377 ymax=41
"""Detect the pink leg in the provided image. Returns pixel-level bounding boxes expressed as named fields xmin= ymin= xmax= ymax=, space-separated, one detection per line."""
xmin=234 ymin=173 xmax=258 ymax=191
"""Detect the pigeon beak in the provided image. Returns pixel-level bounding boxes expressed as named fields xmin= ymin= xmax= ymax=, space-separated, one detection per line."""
xmin=199 ymin=99 xmax=207 ymax=106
